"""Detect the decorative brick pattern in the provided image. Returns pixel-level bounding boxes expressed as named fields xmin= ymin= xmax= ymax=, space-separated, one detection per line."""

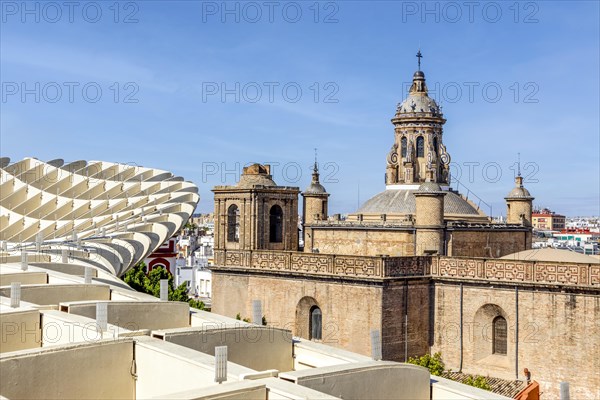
xmin=333 ymin=256 xmax=380 ymax=277
xmin=534 ymin=263 xmax=586 ymax=285
xmin=437 ymin=258 xmax=480 ymax=278
xmin=485 ymin=261 xmax=528 ymax=281
xmin=216 ymin=250 xmax=598 ymax=287
xmin=383 ymin=257 xmax=430 ymax=276
xmin=225 ymin=250 xmax=244 ymax=267
xmin=252 ymin=252 xmax=288 ymax=270
xmin=215 ymin=249 xmax=437 ymax=279
xmin=435 ymin=256 xmax=598 ymax=287
xmin=290 ymin=254 xmax=331 ymax=274
xmin=591 ymin=265 xmax=600 ymax=285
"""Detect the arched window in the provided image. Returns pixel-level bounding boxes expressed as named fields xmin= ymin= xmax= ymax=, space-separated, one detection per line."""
xmin=401 ymin=137 xmax=407 ymax=158
xmin=269 ymin=205 xmax=283 ymax=243
xmin=309 ymin=306 xmax=322 ymax=340
xmin=493 ymin=316 xmax=507 ymax=355
xmin=227 ymin=204 xmax=240 ymax=242
xmin=416 ymin=136 xmax=425 ymax=157
xmin=433 ymin=137 xmax=439 ymax=155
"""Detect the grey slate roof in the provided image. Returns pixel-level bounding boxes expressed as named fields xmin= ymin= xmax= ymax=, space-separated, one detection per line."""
xmin=505 ymin=186 xmax=533 ymax=199
xmin=356 ymin=189 xmax=482 ymax=216
xmin=304 ymin=182 xmax=327 ymax=195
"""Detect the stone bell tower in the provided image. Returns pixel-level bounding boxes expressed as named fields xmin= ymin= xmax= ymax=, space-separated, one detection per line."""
xmin=386 ymin=51 xmax=451 ymax=187
xmin=505 ymin=174 xmax=534 ymax=227
xmin=302 ymin=157 xmax=329 ymax=226
xmin=212 ymin=164 xmax=299 ymax=252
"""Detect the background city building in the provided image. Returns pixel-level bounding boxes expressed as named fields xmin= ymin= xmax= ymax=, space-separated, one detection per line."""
xmin=532 ymin=208 xmax=566 ymax=231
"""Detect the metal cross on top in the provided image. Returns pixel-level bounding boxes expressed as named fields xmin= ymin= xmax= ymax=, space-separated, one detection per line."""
xmin=416 ymin=50 xmax=423 ymax=71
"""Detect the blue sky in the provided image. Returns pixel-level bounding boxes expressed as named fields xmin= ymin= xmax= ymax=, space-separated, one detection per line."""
xmin=1 ymin=1 xmax=599 ymax=216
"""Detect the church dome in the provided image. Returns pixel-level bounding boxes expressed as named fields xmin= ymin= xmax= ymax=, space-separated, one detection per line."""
xmin=395 ymin=70 xmax=442 ymax=117
xmin=355 ymin=188 xmax=489 ymax=222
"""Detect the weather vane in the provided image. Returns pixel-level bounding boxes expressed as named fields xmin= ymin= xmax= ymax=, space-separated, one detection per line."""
xmin=517 ymin=152 xmax=521 ymax=177
xmin=416 ymin=49 xmax=423 ymax=71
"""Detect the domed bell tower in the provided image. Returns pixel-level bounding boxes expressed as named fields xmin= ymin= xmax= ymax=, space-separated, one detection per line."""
xmin=302 ymin=159 xmax=329 ymax=226
xmin=386 ymin=51 xmax=451 ymax=187
xmin=505 ymin=174 xmax=534 ymax=227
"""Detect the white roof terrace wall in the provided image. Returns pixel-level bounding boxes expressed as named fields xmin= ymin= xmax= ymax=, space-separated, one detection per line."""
xmin=151 ymin=325 xmax=294 ymax=372
xmin=0 ymin=308 xmax=41 ymax=352
xmin=0 ymin=339 xmax=136 ymax=400
xmin=62 ymin=300 xmax=190 ymax=331
xmin=0 ymin=283 xmax=111 ymax=306
xmin=280 ymin=361 xmax=431 ymax=400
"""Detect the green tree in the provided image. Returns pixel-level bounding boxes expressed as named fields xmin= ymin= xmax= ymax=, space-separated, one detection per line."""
xmin=407 ymin=352 xmax=445 ymax=376
xmin=123 ymin=262 xmax=205 ymax=310
xmin=171 ymin=282 xmax=189 ymax=302
xmin=182 ymin=221 xmax=198 ymax=235
xmin=146 ymin=265 xmax=172 ymax=297
xmin=123 ymin=262 xmax=148 ymax=292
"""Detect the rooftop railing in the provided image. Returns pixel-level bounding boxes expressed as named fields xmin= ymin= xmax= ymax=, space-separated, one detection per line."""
xmin=213 ymin=249 xmax=600 ymax=288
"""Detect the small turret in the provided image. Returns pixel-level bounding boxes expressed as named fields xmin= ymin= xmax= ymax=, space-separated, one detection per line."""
xmin=302 ymin=156 xmax=329 ymax=226
xmin=505 ymin=175 xmax=534 ymax=227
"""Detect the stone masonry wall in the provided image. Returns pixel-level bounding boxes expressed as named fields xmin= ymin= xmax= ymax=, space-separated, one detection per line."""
xmin=303 ymin=196 xmax=327 ymax=225
xmin=415 ymin=229 xmax=444 ymax=255
xmin=431 ymin=283 xmax=600 ymax=399
xmin=415 ymin=195 xmax=443 ymax=226
xmin=448 ymin=230 xmax=528 ymax=258
xmin=381 ymin=280 xmax=432 ymax=361
xmin=308 ymin=228 xmax=415 ymax=256
xmin=212 ymin=271 xmax=383 ymax=356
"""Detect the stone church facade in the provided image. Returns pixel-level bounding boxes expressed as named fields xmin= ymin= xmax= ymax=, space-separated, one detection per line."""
xmin=211 ymin=66 xmax=600 ymax=398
